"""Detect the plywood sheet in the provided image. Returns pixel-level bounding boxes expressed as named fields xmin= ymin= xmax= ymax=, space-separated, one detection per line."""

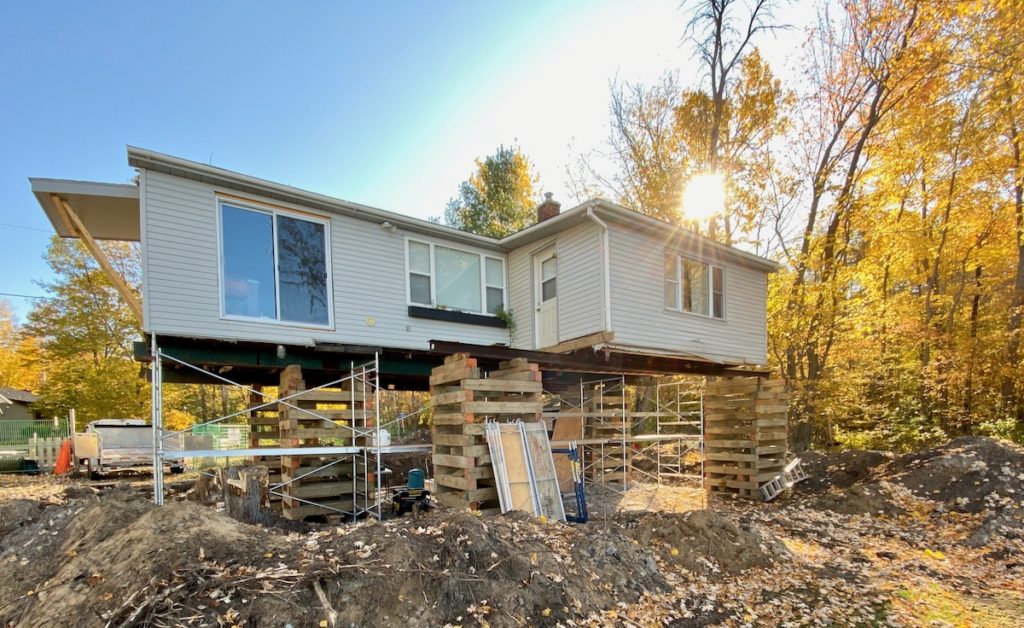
xmin=551 ymin=414 xmax=583 ymax=491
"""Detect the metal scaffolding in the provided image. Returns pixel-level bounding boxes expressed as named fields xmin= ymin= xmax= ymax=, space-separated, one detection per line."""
xmin=543 ymin=374 xmax=705 ymax=494
xmin=149 ymin=335 xmax=430 ymax=519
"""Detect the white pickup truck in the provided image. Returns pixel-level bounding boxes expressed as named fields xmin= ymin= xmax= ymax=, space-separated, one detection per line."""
xmin=74 ymin=419 xmax=185 ymax=478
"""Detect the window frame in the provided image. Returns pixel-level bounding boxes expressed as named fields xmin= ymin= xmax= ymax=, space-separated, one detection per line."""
xmin=216 ymin=197 xmax=334 ymax=330
xmin=663 ymin=250 xmax=725 ymax=321
xmin=404 ymin=237 xmax=507 ymax=316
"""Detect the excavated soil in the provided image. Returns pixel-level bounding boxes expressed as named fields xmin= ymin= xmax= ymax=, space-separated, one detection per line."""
xmin=1 ymin=435 xmax=1022 ymax=626
xmin=796 ymin=449 xmax=893 ymax=493
xmin=621 ymin=510 xmax=784 ymax=575
xmin=0 ymin=485 xmax=678 ymax=627
xmin=888 ymin=436 xmax=1024 ymax=512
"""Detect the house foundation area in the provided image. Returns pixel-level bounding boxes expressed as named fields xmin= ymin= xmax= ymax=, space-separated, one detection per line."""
xmin=142 ymin=334 xmax=792 ymax=522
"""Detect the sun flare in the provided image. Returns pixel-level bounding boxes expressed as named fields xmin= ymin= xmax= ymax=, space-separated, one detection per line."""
xmin=682 ymin=173 xmax=726 ymax=221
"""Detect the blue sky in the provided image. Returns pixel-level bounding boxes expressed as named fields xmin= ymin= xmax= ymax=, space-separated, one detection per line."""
xmin=0 ymin=1 xmax=807 ymax=322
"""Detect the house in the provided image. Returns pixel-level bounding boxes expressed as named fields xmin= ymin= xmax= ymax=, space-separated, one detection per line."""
xmin=30 ymin=147 xmax=776 ymax=386
xmin=0 ymin=387 xmax=41 ymax=421
xmin=29 ymin=148 xmax=786 ymax=509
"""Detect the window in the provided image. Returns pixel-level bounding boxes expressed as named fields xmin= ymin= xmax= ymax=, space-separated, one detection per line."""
xmin=220 ymin=202 xmax=331 ymax=326
xmin=664 ymin=251 xmax=724 ymax=319
xmin=540 ymin=256 xmax=557 ymax=302
xmin=407 ymin=239 xmax=506 ymax=315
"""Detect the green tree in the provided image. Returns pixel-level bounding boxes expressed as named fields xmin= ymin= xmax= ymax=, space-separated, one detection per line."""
xmin=24 ymin=237 xmax=147 ymax=426
xmin=444 ymin=145 xmax=540 ymax=238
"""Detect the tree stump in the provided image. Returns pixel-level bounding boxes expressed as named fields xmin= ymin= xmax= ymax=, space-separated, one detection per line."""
xmin=220 ymin=465 xmax=272 ymax=525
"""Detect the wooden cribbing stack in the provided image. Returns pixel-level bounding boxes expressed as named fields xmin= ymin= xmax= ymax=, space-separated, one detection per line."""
xmin=585 ymin=385 xmax=633 ymax=484
xmin=704 ymin=377 xmax=789 ymax=499
xmin=248 ymin=385 xmax=282 ymax=511
xmin=430 ymin=354 xmax=543 ymax=511
xmin=278 ymin=365 xmax=366 ymax=520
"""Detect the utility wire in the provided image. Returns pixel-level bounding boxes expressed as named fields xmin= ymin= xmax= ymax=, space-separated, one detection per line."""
xmin=0 ymin=292 xmax=50 ymax=300
xmin=0 ymin=222 xmax=51 ymax=234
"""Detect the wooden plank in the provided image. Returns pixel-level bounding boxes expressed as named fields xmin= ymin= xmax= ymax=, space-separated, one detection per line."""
xmin=486 ymin=370 xmax=542 ymax=383
xmin=430 ymin=365 xmax=480 ymax=386
xmin=432 ymin=454 xmax=476 ymax=469
xmin=462 ymin=379 xmax=543 ymax=393
xmin=444 ymin=352 xmax=475 ymax=366
xmin=430 ymin=389 xmax=474 ymax=406
xmin=432 ymin=433 xmax=475 ymax=447
xmin=287 ymin=482 xmax=356 ymax=498
xmin=463 ymin=401 xmax=542 ymax=415
xmin=431 ymin=412 xmax=475 ymax=425
xmin=540 ymin=330 xmax=615 ymax=354
xmin=435 ymin=473 xmax=473 ymax=491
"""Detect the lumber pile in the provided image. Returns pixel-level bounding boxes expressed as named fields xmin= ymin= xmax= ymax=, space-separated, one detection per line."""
xmin=585 ymin=385 xmax=632 ymax=484
xmin=247 ymin=385 xmax=282 ymax=511
xmin=430 ymin=354 xmax=543 ymax=511
xmin=704 ymin=377 xmax=789 ymax=499
xmin=278 ymin=365 xmax=363 ymax=520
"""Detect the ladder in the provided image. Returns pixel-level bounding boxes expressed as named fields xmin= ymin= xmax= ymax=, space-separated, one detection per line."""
xmin=760 ymin=457 xmax=809 ymax=501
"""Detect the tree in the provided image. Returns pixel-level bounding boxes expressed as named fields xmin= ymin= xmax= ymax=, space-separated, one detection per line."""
xmin=571 ymin=2 xmax=790 ymax=244
xmin=444 ymin=145 xmax=540 ymax=238
xmin=685 ymin=0 xmax=783 ymax=242
xmin=0 ymin=299 xmax=42 ymax=391
xmin=24 ymin=237 xmax=147 ymax=426
xmin=571 ymin=73 xmax=690 ymax=223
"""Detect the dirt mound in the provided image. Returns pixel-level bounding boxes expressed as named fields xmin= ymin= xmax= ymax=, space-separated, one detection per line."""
xmin=796 ymin=449 xmax=893 ymax=494
xmin=889 ymin=436 xmax=1024 ymax=513
xmin=0 ymin=499 xmax=49 ymax=538
xmin=0 ymin=487 xmax=671 ymax=627
xmin=623 ymin=510 xmax=785 ymax=575
xmin=806 ymin=483 xmax=905 ymax=517
xmin=0 ymin=489 xmax=302 ymax=628
xmin=964 ymin=507 xmax=1024 ymax=548
xmin=325 ymin=510 xmax=667 ymax=627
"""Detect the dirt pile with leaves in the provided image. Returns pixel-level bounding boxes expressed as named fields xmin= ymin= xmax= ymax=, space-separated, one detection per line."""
xmin=0 ymin=483 xmax=690 ymax=627
xmin=1 ymin=435 xmax=1022 ymax=627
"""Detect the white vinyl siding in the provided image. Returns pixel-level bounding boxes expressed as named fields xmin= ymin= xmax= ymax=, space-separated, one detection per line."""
xmin=609 ymin=222 xmax=767 ymax=364
xmin=141 ymin=170 xmax=508 ymax=349
xmin=506 ymin=221 xmax=605 ymax=349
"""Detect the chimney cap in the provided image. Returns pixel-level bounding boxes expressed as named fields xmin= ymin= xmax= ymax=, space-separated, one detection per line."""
xmin=544 ymin=192 xmax=553 ymax=200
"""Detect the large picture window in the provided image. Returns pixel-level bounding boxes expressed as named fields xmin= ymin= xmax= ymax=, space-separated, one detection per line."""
xmin=664 ymin=251 xmax=724 ymax=319
xmin=407 ymin=239 xmax=506 ymax=315
xmin=220 ymin=202 xmax=331 ymax=326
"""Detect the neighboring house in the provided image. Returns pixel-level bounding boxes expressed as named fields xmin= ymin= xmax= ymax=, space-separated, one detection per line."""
xmin=29 ymin=147 xmax=777 ymax=381
xmin=0 ymin=387 xmax=41 ymax=421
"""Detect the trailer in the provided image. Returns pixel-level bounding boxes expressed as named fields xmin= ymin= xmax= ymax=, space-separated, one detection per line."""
xmin=74 ymin=419 xmax=184 ymax=479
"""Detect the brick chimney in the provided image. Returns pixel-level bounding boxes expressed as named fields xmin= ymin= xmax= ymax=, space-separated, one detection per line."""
xmin=536 ymin=192 xmax=561 ymax=223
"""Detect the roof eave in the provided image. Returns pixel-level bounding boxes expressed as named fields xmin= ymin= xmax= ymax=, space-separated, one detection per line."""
xmin=125 ymin=146 xmax=505 ymax=251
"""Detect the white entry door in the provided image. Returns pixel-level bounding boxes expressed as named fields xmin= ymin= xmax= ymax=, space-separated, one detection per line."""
xmin=534 ymin=245 xmax=558 ymax=348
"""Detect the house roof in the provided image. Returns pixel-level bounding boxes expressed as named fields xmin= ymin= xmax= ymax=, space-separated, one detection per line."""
xmin=30 ymin=178 xmax=140 ymax=241
xmin=30 ymin=146 xmax=778 ymax=271
xmin=0 ymin=387 xmax=38 ymax=405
